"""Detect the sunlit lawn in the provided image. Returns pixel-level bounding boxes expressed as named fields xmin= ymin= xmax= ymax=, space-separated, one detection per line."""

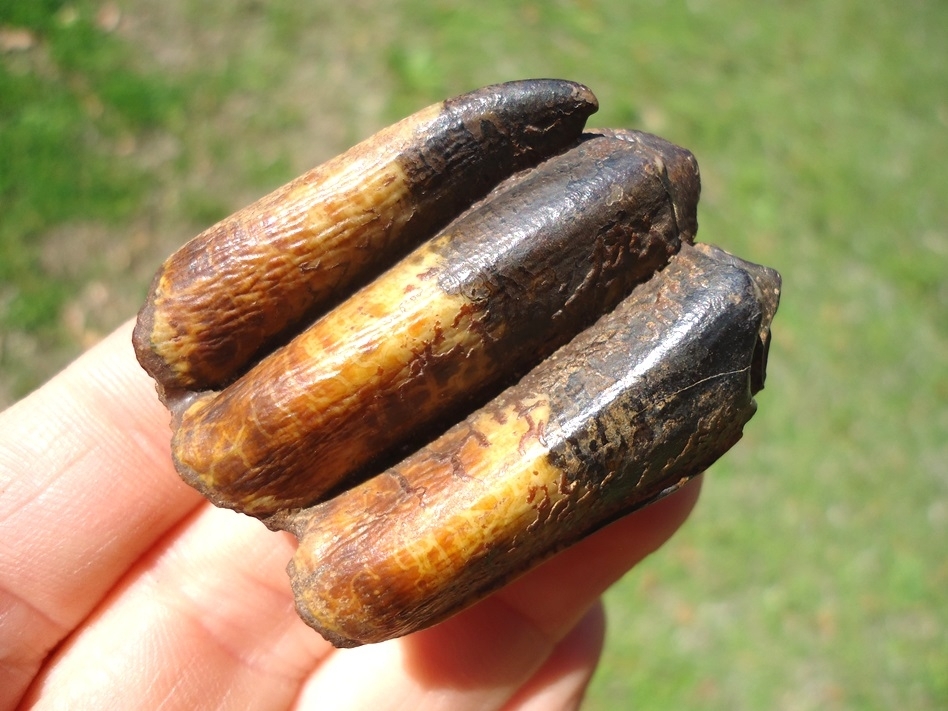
xmin=2 ymin=1 xmax=945 ymax=708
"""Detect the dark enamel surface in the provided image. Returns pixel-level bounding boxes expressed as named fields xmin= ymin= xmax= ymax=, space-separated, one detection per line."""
xmin=541 ymin=242 xmax=780 ymax=496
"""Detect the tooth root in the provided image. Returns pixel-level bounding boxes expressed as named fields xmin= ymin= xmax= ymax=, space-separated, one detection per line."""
xmin=171 ymin=134 xmax=698 ymax=517
xmin=284 ymin=242 xmax=781 ymax=648
xmin=133 ymin=79 xmax=599 ymax=393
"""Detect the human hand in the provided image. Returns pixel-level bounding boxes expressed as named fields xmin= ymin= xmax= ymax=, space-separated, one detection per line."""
xmin=0 ymin=321 xmax=699 ymax=710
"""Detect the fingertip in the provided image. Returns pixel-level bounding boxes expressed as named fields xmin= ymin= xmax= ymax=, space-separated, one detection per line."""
xmin=503 ymin=601 xmax=607 ymax=711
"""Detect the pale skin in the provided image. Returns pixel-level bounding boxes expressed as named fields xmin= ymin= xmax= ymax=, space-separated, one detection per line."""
xmin=0 ymin=321 xmax=700 ymax=710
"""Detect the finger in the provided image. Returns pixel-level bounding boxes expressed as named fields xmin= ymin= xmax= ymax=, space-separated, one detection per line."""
xmin=21 ymin=503 xmax=331 ymax=709
xmin=0 ymin=321 xmax=202 ymax=707
xmin=290 ymin=482 xmax=698 ymax=711
xmin=20 ymin=443 xmax=695 ymax=710
xmin=501 ymin=601 xmax=606 ymax=711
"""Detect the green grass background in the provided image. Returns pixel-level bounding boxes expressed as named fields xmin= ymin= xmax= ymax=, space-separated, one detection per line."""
xmin=2 ymin=1 xmax=945 ymax=708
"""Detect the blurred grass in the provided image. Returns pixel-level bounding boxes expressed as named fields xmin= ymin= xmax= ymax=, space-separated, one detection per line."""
xmin=1 ymin=0 xmax=945 ymax=708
